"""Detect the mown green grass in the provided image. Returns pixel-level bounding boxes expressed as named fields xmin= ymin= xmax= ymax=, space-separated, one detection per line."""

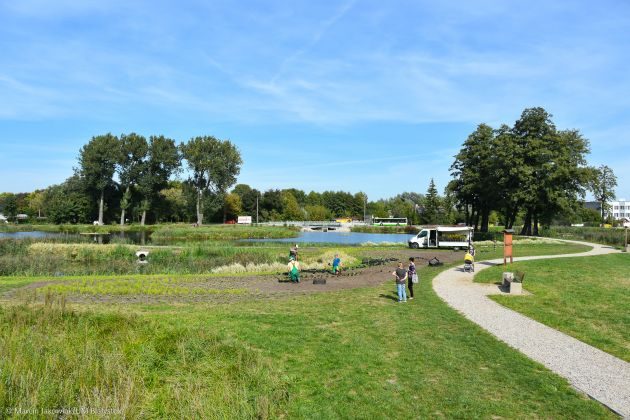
xmin=0 ymin=302 xmax=287 ymax=418
xmin=471 ymin=240 xmax=592 ymax=260
xmin=132 ymin=265 xmax=613 ymax=418
xmin=475 ymin=253 xmax=630 ymax=362
xmin=42 ymin=277 xmax=248 ymax=296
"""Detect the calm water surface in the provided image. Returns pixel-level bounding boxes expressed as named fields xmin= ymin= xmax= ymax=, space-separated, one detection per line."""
xmin=1 ymin=230 xmax=412 ymax=245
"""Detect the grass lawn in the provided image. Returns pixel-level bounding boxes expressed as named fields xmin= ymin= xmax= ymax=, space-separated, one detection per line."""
xmin=472 ymin=240 xmax=592 ymax=260
xmin=0 ymin=240 xmax=615 ymax=417
xmin=475 ymin=253 xmax=630 ymax=362
xmin=132 ymin=265 xmax=612 ymax=418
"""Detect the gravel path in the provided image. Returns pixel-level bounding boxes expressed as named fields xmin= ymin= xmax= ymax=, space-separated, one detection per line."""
xmin=433 ymin=240 xmax=630 ymax=418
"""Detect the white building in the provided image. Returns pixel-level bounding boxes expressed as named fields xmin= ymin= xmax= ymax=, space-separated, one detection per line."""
xmin=607 ymin=199 xmax=630 ymax=220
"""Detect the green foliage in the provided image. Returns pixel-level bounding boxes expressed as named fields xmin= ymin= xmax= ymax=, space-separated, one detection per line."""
xmin=450 ymin=108 xmax=594 ymax=234
xmin=2 ymin=194 xmax=18 ymax=219
xmin=224 ymin=193 xmax=243 ymax=221
xmin=282 ymin=191 xmax=303 ymax=220
xmin=304 ymin=204 xmax=330 ymax=221
xmin=180 ymin=136 xmax=242 ymax=224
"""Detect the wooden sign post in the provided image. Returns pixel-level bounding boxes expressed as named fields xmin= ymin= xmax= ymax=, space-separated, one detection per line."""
xmin=503 ymin=229 xmax=514 ymax=266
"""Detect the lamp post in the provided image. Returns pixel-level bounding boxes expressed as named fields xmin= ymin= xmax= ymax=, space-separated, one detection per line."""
xmin=363 ymin=193 xmax=367 ymax=223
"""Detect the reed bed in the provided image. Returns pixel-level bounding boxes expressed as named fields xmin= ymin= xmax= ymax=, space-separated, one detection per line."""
xmin=151 ymin=225 xmax=299 ymax=242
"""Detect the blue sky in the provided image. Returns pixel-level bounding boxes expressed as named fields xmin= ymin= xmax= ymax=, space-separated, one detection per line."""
xmin=0 ymin=0 xmax=628 ymax=200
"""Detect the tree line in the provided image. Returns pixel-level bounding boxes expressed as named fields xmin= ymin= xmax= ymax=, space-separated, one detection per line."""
xmin=0 ymin=134 xmax=242 ymax=225
xmin=0 ymin=131 xmax=457 ymax=225
xmin=0 ymin=110 xmax=618 ymax=231
xmin=448 ymin=107 xmax=617 ymax=233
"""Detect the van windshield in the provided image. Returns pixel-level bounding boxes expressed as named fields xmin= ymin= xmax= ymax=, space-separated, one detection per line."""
xmin=418 ymin=231 xmax=428 ymax=238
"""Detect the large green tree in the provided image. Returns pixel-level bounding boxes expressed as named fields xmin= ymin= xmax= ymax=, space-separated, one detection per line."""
xmin=450 ymin=107 xmax=594 ymax=235
xmin=78 ymin=134 xmax=120 ymax=224
xmin=180 ymin=136 xmax=242 ymax=225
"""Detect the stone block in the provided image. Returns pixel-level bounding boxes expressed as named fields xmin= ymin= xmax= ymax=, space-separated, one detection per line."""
xmin=510 ymin=282 xmax=522 ymax=295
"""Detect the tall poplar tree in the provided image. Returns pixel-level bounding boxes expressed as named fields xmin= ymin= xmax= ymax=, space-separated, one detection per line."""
xmin=78 ymin=134 xmax=120 ymax=224
xmin=117 ymin=133 xmax=148 ymax=225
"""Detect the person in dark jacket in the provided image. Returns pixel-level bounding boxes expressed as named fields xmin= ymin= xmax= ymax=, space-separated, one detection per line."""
xmin=408 ymin=257 xmax=417 ymax=299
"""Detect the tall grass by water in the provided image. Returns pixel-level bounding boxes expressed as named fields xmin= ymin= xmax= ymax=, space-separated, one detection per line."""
xmin=0 ymin=224 xmax=151 ymax=233
xmin=0 ymin=239 xmax=286 ymax=276
xmin=0 ymin=301 xmax=287 ymax=417
xmin=151 ymin=224 xmax=299 ymax=242
xmin=0 ymin=239 xmax=359 ymax=276
xmin=540 ymin=226 xmax=628 ymax=247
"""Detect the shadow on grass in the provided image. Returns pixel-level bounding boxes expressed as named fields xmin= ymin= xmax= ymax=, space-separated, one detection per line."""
xmin=378 ymin=293 xmax=399 ymax=302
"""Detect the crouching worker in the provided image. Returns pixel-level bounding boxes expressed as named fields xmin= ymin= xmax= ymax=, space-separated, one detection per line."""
xmin=288 ymin=256 xmax=300 ymax=283
xmin=332 ymin=253 xmax=342 ymax=275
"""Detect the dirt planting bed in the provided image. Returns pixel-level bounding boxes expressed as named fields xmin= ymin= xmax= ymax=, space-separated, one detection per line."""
xmin=2 ymin=250 xmax=463 ymax=305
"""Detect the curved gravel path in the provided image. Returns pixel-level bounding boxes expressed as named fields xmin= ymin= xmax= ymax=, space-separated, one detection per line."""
xmin=433 ymin=240 xmax=630 ymax=417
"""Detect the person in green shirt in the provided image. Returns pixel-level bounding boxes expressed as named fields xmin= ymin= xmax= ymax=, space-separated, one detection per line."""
xmin=287 ymin=256 xmax=300 ymax=283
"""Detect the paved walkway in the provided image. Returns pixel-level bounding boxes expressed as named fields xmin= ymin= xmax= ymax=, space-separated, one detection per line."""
xmin=433 ymin=240 xmax=630 ymax=417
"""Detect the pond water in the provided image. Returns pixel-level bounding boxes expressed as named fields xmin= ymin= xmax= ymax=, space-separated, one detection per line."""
xmin=0 ymin=230 xmax=413 ymax=245
xmin=247 ymin=231 xmax=412 ymax=245
xmin=0 ymin=231 xmax=151 ymax=244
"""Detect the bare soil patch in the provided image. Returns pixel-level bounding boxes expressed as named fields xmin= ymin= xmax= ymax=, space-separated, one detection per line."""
xmin=2 ymin=250 xmax=462 ymax=305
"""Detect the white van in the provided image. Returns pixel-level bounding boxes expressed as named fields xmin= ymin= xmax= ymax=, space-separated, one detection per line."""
xmin=408 ymin=226 xmax=473 ymax=250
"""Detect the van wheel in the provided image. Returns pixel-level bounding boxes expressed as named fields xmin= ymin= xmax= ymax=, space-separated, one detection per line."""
xmin=411 ymin=243 xmax=419 ymax=249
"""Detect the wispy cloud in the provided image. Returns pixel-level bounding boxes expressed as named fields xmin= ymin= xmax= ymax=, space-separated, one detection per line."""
xmin=270 ymin=0 xmax=358 ymax=84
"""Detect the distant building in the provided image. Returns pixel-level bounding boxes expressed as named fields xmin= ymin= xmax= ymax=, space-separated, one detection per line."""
xmin=0 ymin=213 xmax=7 ymax=223
xmin=584 ymin=200 xmax=630 ymax=222
xmin=607 ymin=199 xmax=630 ymax=221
